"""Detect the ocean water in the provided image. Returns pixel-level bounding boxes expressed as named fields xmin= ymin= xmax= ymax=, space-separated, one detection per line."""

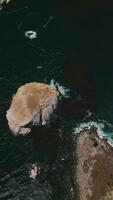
xmin=0 ymin=1 xmax=113 ymax=200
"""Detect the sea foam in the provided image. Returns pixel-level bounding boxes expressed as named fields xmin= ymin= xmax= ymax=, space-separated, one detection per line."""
xmin=73 ymin=121 xmax=113 ymax=147
xmin=50 ymin=79 xmax=70 ymax=98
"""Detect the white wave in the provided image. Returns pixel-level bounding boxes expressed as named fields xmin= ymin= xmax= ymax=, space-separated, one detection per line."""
xmin=73 ymin=121 xmax=113 ymax=147
xmin=50 ymin=78 xmax=70 ymax=98
xmin=6 ymin=0 xmax=10 ymax=3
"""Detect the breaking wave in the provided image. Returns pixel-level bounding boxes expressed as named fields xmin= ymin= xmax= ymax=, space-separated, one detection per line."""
xmin=73 ymin=120 xmax=113 ymax=147
xmin=50 ymin=78 xmax=70 ymax=98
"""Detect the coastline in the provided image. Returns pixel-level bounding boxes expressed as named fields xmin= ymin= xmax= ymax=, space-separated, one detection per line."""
xmin=73 ymin=126 xmax=113 ymax=200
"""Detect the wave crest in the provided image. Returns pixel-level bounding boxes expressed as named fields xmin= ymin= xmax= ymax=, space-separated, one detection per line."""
xmin=73 ymin=120 xmax=113 ymax=147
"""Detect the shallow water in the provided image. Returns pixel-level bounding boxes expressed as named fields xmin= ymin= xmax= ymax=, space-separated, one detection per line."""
xmin=0 ymin=2 xmax=113 ymax=200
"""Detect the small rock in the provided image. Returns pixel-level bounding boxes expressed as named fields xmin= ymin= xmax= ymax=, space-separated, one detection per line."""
xmin=25 ymin=31 xmax=37 ymax=39
xmin=29 ymin=164 xmax=40 ymax=180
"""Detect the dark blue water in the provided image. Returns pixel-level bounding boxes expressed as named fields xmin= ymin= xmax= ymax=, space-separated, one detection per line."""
xmin=0 ymin=2 xmax=113 ymax=199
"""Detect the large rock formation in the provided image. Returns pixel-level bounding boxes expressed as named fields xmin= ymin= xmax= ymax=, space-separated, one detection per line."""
xmin=6 ymin=82 xmax=59 ymax=135
xmin=74 ymin=127 xmax=113 ymax=200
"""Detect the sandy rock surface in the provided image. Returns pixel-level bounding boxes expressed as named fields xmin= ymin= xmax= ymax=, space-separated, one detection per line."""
xmin=0 ymin=0 xmax=10 ymax=4
xmin=74 ymin=127 xmax=113 ymax=200
xmin=0 ymin=0 xmax=5 ymax=4
xmin=6 ymin=82 xmax=59 ymax=135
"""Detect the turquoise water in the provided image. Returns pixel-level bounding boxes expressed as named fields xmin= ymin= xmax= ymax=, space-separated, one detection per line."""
xmin=0 ymin=2 xmax=113 ymax=199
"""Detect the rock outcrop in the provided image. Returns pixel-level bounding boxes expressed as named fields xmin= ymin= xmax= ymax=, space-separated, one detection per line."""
xmin=6 ymin=82 xmax=59 ymax=135
xmin=0 ymin=0 xmax=10 ymax=4
xmin=74 ymin=126 xmax=113 ymax=200
xmin=0 ymin=0 xmax=5 ymax=4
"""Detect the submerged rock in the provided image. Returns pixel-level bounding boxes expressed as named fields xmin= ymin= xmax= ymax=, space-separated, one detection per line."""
xmin=74 ymin=126 xmax=113 ymax=200
xmin=32 ymin=126 xmax=64 ymax=159
xmin=59 ymin=55 xmax=95 ymax=121
xmin=63 ymin=55 xmax=94 ymax=102
xmin=6 ymin=82 xmax=59 ymax=135
xmin=56 ymin=1 xmax=112 ymax=24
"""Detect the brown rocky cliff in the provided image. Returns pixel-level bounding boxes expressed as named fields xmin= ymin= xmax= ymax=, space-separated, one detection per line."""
xmin=74 ymin=127 xmax=113 ymax=200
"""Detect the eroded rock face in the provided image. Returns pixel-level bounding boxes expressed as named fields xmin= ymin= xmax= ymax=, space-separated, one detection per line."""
xmin=74 ymin=127 xmax=113 ymax=200
xmin=6 ymin=82 xmax=59 ymax=135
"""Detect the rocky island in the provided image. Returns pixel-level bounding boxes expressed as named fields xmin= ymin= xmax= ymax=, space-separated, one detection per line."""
xmin=73 ymin=126 xmax=113 ymax=200
xmin=6 ymin=82 xmax=59 ymax=135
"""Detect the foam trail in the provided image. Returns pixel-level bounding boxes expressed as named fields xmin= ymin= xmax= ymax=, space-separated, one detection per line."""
xmin=43 ymin=16 xmax=54 ymax=28
xmin=73 ymin=121 xmax=113 ymax=147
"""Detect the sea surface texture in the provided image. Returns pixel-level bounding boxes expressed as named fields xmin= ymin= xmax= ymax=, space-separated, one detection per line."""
xmin=0 ymin=1 xmax=113 ymax=200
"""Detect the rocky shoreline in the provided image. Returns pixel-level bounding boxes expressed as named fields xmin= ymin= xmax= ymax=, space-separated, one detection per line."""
xmin=73 ymin=126 xmax=113 ymax=200
xmin=5 ymin=81 xmax=113 ymax=200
